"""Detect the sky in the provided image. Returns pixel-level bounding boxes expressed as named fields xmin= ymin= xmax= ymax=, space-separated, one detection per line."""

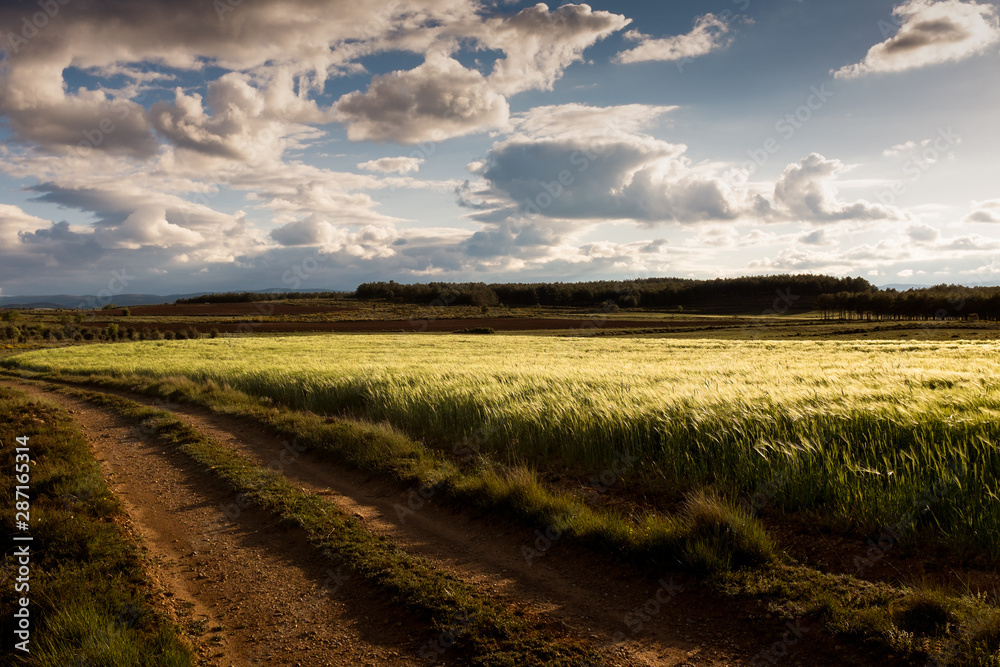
xmin=1 ymin=0 xmax=999 ymax=296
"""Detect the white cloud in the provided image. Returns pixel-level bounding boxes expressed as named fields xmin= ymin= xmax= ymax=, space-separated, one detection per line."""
xmin=615 ymin=13 xmax=735 ymax=64
xmin=111 ymin=206 xmax=204 ymax=249
xmin=476 ymin=3 xmax=630 ymax=95
xmin=834 ymin=0 xmax=1000 ymax=78
xmin=0 ymin=204 xmax=50 ymax=244
xmin=964 ymin=199 xmax=1000 ymax=223
xmin=466 ymin=104 xmax=770 ymax=230
xmin=883 ymin=140 xmax=921 ymax=156
xmin=799 ymin=229 xmax=835 ymax=246
xmin=334 ymin=4 xmax=628 ymax=143
xmin=907 ymin=223 xmax=941 ymax=243
xmin=358 ymin=156 xmax=425 ymax=174
xmin=334 ymin=52 xmax=510 ymax=144
xmin=150 ymin=70 xmax=331 ymax=162
xmin=509 ymin=103 xmax=678 ymax=141
xmin=772 ymin=154 xmax=907 ymax=222
xmin=270 ymin=221 xmax=398 ymax=259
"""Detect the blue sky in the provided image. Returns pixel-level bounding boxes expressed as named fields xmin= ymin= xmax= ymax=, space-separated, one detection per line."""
xmin=1 ymin=0 xmax=999 ymax=295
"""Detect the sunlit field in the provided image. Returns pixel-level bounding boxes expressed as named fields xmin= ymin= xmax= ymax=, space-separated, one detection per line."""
xmin=11 ymin=335 xmax=1000 ymax=555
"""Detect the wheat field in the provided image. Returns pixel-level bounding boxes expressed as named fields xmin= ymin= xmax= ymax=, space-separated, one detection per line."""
xmin=11 ymin=335 xmax=1000 ymax=553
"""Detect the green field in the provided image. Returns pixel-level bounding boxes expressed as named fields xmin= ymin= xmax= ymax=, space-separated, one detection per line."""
xmin=10 ymin=334 xmax=1000 ymax=558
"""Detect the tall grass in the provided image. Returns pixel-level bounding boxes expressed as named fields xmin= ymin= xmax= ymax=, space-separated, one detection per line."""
xmin=8 ymin=335 xmax=1000 ymax=555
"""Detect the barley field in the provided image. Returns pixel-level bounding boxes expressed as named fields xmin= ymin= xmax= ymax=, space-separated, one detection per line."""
xmin=11 ymin=335 xmax=1000 ymax=554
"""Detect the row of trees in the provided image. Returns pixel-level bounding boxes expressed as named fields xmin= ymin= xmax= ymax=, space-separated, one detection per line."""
xmin=354 ymin=275 xmax=876 ymax=313
xmin=177 ymin=291 xmax=347 ymax=304
xmin=816 ymin=285 xmax=1000 ymax=321
xmin=167 ymin=276 xmax=1000 ymax=321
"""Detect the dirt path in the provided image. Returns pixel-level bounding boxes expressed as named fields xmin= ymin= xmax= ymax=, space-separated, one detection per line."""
xmin=7 ymin=379 xmax=898 ymax=666
xmin=5 ymin=380 xmax=423 ymax=666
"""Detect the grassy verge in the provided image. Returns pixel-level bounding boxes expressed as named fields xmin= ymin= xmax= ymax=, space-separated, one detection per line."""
xmin=55 ymin=383 xmax=595 ymax=666
xmin=7 ymin=370 xmax=1000 ymax=665
xmin=0 ymin=385 xmax=193 ymax=666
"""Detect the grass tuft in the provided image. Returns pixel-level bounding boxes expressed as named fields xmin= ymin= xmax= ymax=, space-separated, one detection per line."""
xmin=893 ymin=588 xmax=956 ymax=637
xmin=680 ymin=489 xmax=776 ymax=573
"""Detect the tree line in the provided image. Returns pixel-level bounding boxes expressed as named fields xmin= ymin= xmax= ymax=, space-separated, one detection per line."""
xmin=176 ymin=291 xmax=348 ymax=304
xmin=354 ymin=275 xmax=875 ymax=314
xmin=816 ymin=285 xmax=1000 ymax=321
xmin=175 ymin=276 xmax=1000 ymax=320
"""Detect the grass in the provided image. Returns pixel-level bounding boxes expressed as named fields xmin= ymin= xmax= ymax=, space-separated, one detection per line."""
xmin=7 ymin=335 xmax=1000 ymax=558
xmin=0 ymin=386 xmax=193 ymax=666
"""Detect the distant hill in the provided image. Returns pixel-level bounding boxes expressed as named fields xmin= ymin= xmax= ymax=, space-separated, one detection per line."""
xmin=0 ymin=288 xmax=334 ymax=309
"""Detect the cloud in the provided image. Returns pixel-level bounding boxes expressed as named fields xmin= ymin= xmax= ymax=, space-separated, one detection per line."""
xmin=26 ymin=181 xmax=253 ymax=259
xmin=467 ymin=103 xmax=769 ymax=226
xmin=0 ymin=204 xmax=50 ymax=244
xmin=0 ymin=0 xmax=478 ymax=75
xmin=477 ymin=3 xmax=630 ymax=95
xmin=509 ymin=103 xmax=678 ymax=140
xmin=334 ymin=4 xmax=628 ymax=143
xmin=907 ymin=223 xmax=941 ymax=243
xmin=799 ymin=229 xmax=835 ymax=246
xmin=964 ymin=199 xmax=1000 ymax=223
xmin=334 ymin=52 xmax=510 ymax=144
xmin=113 ymin=206 xmax=205 ymax=249
xmin=149 ymin=70 xmax=330 ymax=162
xmin=270 ymin=220 xmax=398 ymax=258
xmin=834 ymin=0 xmax=1000 ymax=78
xmin=883 ymin=140 xmax=921 ymax=157
xmin=615 ymin=13 xmax=735 ymax=64
xmin=772 ymin=154 xmax=906 ymax=222
xmin=358 ymin=156 xmax=425 ymax=174
xmin=0 ymin=59 xmax=160 ymax=158
xmin=0 ymin=1 xmax=482 ymax=156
